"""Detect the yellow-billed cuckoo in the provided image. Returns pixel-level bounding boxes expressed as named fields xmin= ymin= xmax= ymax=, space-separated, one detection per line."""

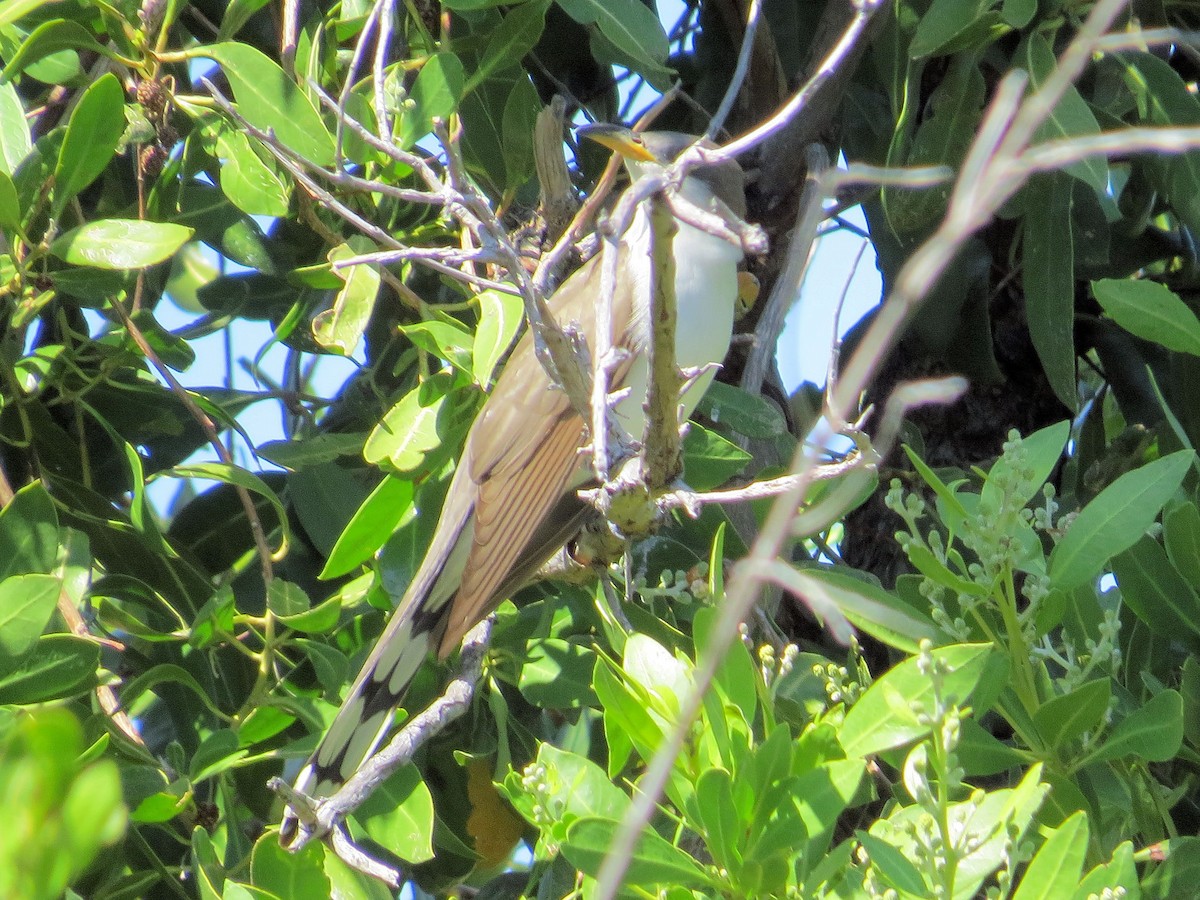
xmin=282 ymin=127 xmax=746 ymax=841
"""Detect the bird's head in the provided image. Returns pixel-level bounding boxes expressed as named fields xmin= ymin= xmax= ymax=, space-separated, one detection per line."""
xmin=577 ymin=124 xmax=745 ymax=218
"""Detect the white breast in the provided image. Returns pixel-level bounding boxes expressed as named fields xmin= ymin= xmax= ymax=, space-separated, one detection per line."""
xmin=613 ymin=178 xmax=743 ymax=436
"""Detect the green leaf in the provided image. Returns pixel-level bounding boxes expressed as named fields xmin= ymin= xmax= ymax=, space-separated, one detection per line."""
xmin=903 ymin=444 xmax=968 ymax=520
xmin=1022 ymin=172 xmax=1077 ymax=409
xmin=792 ymin=567 xmax=939 ymax=654
xmin=1086 ymin=690 xmax=1183 ymax=765
xmin=53 ymin=72 xmax=124 ymax=215
xmin=519 ymin=639 xmax=597 ymax=709
xmin=356 ymin=765 xmax=436 ymax=863
xmin=364 ymin=382 xmax=449 ymax=472
xmin=190 ymin=729 xmax=246 ymax=782
xmin=196 ymin=43 xmax=335 ymax=166
xmin=214 ymin=126 xmax=290 ymax=217
xmin=1137 ymin=836 xmax=1200 ymax=900
xmin=792 ymin=759 xmax=864 ymax=857
xmin=562 ymin=816 xmax=715 ymax=888
xmin=313 ymin=240 xmax=380 ymax=355
xmin=857 ymin=831 xmax=927 ymax=896
xmin=1000 ymin=0 xmax=1036 ymax=28
xmin=397 ymin=52 xmax=465 ymax=149
xmin=164 ymin=462 xmax=290 ymax=549
xmin=0 ymin=80 xmax=31 ymax=174
xmin=0 ymin=165 xmax=18 ymax=230
xmin=1091 ymin=278 xmax=1200 ymax=356
xmin=695 ymin=381 xmax=787 ymax=440
xmin=501 ymin=75 xmax=539 ymax=190
xmin=0 ymin=633 xmax=98 ymax=704
xmin=1184 ymin=657 xmax=1200 ymax=748
xmin=249 ymin=835 xmax=332 ymax=900
xmin=1075 ymin=842 xmax=1138 ymax=900
xmin=258 ymin=432 xmax=366 ymax=470
xmin=321 ymin=476 xmax=414 ymax=579
xmin=400 ymin=318 xmax=475 ymax=376
xmin=467 ymin=0 xmax=549 ymax=93
xmin=556 ymin=0 xmax=671 ymax=82
xmin=502 ymin=743 xmax=629 ymax=845
xmin=473 ymin=289 xmax=524 ymax=389
xmin=1164 ymin=501 xmax=1200 ymax=587
xmin=981 ymin=421 xmax=1070 ymax=516
xmin=885 ymin=55 xmax=985 ymax=233
xmin=1012 ymin=811 xmax=1087 ymax=900
xmin=49 ymin=219 xmax=194 ymax=270
xmin=1032 ymin=678 xmax=1110 ymax=748
xmin=694 ymin=767 xmax=739 ymax=872
xmin=1050 ymin=449 xmax=1194 ymax=589
xmin=0 ymin=574 xmax=60 ymax=656
xmin=1111 ymin=536 xmax=1200 ymax=651
xmin=910 ymin=0 xmax=1003 ymax=59
xmin=1022 ymin=33 xmax=1107 ymax=191
xmin=3 ymin=19 xmax=110 ymax=83
xmin=681 ymin=423 xmax=751 ymax=490
xmin=0 ymin=480 xmax=58 ymax=579
xmin=840 ymin=643 xmax=994 ymax=758
xmin=218 ymin=0 xmax=273 ymax=41
xmin=1119 ymin=53 xmax=1200 ymax=240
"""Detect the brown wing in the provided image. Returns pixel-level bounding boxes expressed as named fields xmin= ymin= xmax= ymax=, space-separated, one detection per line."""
xmin=435 ymin=251 xmax=637 ymax=655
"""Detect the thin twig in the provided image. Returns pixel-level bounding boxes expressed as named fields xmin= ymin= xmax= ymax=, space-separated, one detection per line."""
xmin=706 ymin=0 xmax=762 ymax=142
xmin=740 ymin=143 xmax=829 ymax=396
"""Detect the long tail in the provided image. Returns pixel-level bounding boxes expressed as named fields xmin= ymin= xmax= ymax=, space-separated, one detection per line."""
xmin=280 ymin=534 xmax=461 ymax=844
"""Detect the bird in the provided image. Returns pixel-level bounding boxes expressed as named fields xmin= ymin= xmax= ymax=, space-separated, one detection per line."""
xmin=281 ymin=126 xmax=747 ymax=844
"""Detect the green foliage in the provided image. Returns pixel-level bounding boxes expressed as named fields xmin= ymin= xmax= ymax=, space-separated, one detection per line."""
xmin=2 ymin=0 xmax=1200 ymax=897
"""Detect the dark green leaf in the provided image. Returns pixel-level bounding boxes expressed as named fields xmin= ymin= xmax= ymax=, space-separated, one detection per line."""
xmin=909 ymin=0 xmax=1000 ymax=58
xmin=1085 ymin=690 xmax=1183 ymax=764
xmin=0 ymin=480 xmax=58 ymax=579
xmin=257 ymin=432 xmax=367 ymax=470
xmin=397 ymin=53 xmax=465 ymax=149
xmin=53 ymin=72 xmax=124 ymax=215
xmin=681 ymin=423 xmax=751 ymax=490
xmin=1022 ymin=172 xmax=1077 ymax=409
xmin=468 ymin=0 xmax=549 ymax=93
xmin=556 ymin=0 xmax=671 ymax=82
xmin=0 ymin=634 xmax=98 ymax=704
xmin=1164 ymin=502 xmax=1200 ymax=586
xmin=1111 ymin=536 xmax=1200 ymax=651
xmin=695 ymin=381 xmax=787 ymax=439
xmin=1032 ymin=678 xmax=1110 ymax=748
xmin=519 ymin=639 xmax=597 ymax=709
xmin=1092 ymin=278 xmax=1200 ymax=356
xmin=562 ymin=816 xmax=715 ymax=888
xmin=1022 ymin=33 xmax=1107 ymax=191
xmin=3 ymin=20 xmax=109 ymax=83
xmin=197 ymin=43 xmax=335 ymax=166
xmin=0 ymin=574 xmax=59 ymax=656
xmin=1050 ymin=450 xmax=1194 ymax=590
